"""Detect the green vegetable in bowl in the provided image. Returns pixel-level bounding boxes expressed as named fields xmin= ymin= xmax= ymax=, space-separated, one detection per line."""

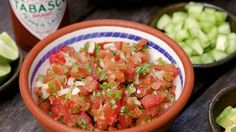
xmin=156 ymin=2 xmax=236 ymax=64
xmin=216 ymin=106 xmax=236 ymax=132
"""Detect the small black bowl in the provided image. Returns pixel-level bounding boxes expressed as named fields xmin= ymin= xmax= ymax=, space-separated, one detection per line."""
xmin=0 ymin=48 xmax=23 ymax=93
xmin=149 ymin=3 xmax=236 ymax=69
xmin=208 ymin=85 xmax=236 ymax=132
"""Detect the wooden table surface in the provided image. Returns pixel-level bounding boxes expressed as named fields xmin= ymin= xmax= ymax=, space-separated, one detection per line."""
xmin=1 ymin=0 xmax=236 ymax=132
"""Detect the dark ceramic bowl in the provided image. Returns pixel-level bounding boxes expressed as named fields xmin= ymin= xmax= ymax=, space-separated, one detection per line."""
xmin=208 ymin=85 xmax=236 ymax=132
xmin=0 ymin=48 xmax=23 ymax=93
xmin=149 ymin=3 xmax=236 ymax=69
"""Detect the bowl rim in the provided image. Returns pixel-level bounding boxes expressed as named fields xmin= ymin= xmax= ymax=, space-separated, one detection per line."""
xmin=0 ymin=47 xmax=23 ymax=93
xmin=149 ymin=2 xmax=236 ymax=69
xmin=208 ymin=84 xmax=236 ymax=131
xmin=19 ymin=19 xmax=194 ymax=132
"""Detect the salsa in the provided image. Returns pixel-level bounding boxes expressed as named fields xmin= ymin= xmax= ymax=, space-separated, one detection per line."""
xmin=34 ymin=39 xmax=179 ymax=131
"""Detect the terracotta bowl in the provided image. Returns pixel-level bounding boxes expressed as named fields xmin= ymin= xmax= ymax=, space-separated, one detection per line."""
xmin=208 ymin=85 xmax=236 ymax=132
xmin=19 ymin=19 xmax=194 ymax=132
xmin=149 ymin=3 xmax=236 ymax=69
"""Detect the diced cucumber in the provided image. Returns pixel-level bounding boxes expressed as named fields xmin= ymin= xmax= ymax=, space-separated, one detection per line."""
xmin=207 ymin=26 xmax=218 ymax=42
xmin=189 ymin=27 xmax=200 ymax=38
xmin=175 ymin=30 xmax=189 ymax=42
xmin=218 ymin=22 xmax=231 ymax=34
xmin=185 ymin=2 xmax=203 ymax=13
xmin=226 ymin=33 xmax=236 ymax=54
xmin=216 ymin=34 xmax=228 ymax=51
xmin=163 ymin=22 xmax=175 ymax=33
xmin=200 ymin=12 xmax=216 ymax=24
xmin=189 ymin=12 xmax=201 ymax=20
xmin=201 ymin=53 xmax=214 ymax=64
xmin=216 ymin=106 xmax=235 ymax=129
xmin=198 ymin=31 xmax=211 ymax=48
xmin=190 ymin=56 xmax=202 ymax=64
xmin=157 ymin=14 xmax=171 ymax=30
xmin=200 ymin=21 xmax=214 ymax=33
xmin=182 ymin=44 xmax=193 ymax=56
xmin=184 ymin=17 xmax=199 ymax=29
xmin=190 ymin=39 xmax=204 ymax=55
xmin=204 ymin=7 xmax=216 ymax=14
xmin=231 ymin=125 xmax=236 ymax=132
xmin=178 ymin=41 xmax=185 ymax=47
xmin=210 ymin=49 xmax=228 ymax=61
xmin=215 ymin=11 xmax=227 ymax=26
xmin=172 ymin=11 xmax=188 ymax=23
xmin=174 ymin=21 xmax=184 ymax=32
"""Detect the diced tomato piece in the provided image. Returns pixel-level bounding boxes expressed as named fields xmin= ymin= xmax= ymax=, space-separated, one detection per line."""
xmin=39 ymin=101 xmax=51 ymax=113
xmin=141 ymin=94 xmax=164 ymax=110
xmin=118 ymin=115 xmax=132 ymax=129
xmin=84 ymin=76 xmax=99 ymax=92
xmin=115 ymin=42 xmax=122 ymax=50
xmin=77 ymin=52 xmax=87 ymax=64
xmin=135 ymin=86 xmax=147 ymax=98
xmin=96 ymin=119 xmax=108 ymax=130
xmin=60 ymin=46 xmax=76 ymax=57
xmin=136 ymin=39 xmax=148 ymax=51
xmin=146 ymin=105 xmax=160 ymax=117
xmin=115 ymin=70 xmax=125 ymax=83
xmin=121 ymin=43 xmax=132 ymax=55
xmin=49 ymin=95 xmax=61 ymax=105
xmin=90 ymin=61 xmax=99 ymax=80
xmin=133 ymin=107 xmax=144 ymax=118
xmin=155 ymin=64 xmax=179 ymax=77
xmin=115 ymin=54 xmax=121 ymax=61
xmin=103 ymin=101 xmax=121 ymax=125
xmin=49 ymin=51 xmax=66 ymax=65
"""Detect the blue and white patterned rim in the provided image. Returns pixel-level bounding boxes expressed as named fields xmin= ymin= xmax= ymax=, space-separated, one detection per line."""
xmin=30 ymin=32 xmax=184 ymax=90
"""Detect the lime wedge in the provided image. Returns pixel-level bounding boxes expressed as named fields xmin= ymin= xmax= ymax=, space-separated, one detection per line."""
xmin=0 ymin=32 xmax=19 ymax=61
xmin=0 ymin=62 xmax=11 ymax=84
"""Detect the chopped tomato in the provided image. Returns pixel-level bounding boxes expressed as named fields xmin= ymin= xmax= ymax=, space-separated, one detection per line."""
xmin=136 ymin=39 xmax=147 ymax=51
xmin=84 ymin=76 xmax=99 ymax=92
xmin=118 ymin=115 xmax=132 ymax=128
xmin=49 ymin=51 xmax=66 ymax=65
xmin=141 ymin=94 xmax=164 ymax=110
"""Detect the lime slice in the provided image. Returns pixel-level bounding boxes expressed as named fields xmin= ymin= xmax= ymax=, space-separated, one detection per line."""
xmin=0 ymin=32 xmax=19 ymax=61
xmin=0 ymin=62 xmax=11 ymax=84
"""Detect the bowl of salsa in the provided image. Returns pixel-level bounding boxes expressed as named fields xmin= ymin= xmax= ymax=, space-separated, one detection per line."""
xmin=19 ymin=19 xmax=194 ymax=131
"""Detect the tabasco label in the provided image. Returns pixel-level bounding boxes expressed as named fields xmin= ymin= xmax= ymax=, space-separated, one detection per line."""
xmin=9 ymin=0 xmax=67 ymax=40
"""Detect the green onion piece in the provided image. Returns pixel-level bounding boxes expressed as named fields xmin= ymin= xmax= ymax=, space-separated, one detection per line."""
xmin=65 ymin=92 xmax=72 ymax=100
xmin=110 ymin=99 xmax=117 ymax=108
xmin=135 ymin=63 xmax=151 ymax=76
xmin=85 ymin=63 xmax=92 ymax=74
xmin=100 ymin=71 xmax=106 ymax=81
xmin=83 ymin=43 xmax=90 ymax=51
xmin=81 ymin=119 xmax=87 ymax=127
xmin=107 ymin=89 xmax=122 ymax=99
xmin=95 ymin=44 xmax=101 ymax=55
xmin=101 ymin=82 xmax=114 ymax=89
xmin=127 ymin=83 xmax=136 ymax=96
xmin=48 ymin=82 xmax=56 ymax=94
xmin=120 ymin=106 xmax=128 ymax=113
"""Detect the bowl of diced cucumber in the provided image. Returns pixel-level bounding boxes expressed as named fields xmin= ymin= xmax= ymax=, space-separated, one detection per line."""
xmin=0 ymin=32 xmax=23 ymax=93
xmin=150 ymin=2 xmax=236 ymax=68
xmin=208 ymin=85 xmax=236 ymax=132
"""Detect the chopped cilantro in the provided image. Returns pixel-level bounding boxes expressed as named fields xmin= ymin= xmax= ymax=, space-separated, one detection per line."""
xmin=110 ymin=99 xmax=117 ymax=108
xmin=143 ymin=45 xmax=149 ymax=51
xmin=81 ymin=119 xmax=87 ymax=127
xmin=95 ymin=44 xmax=101 ymax=55
xmin=101 ymin=82 xmax=114 ymax=89
xmin=48 ymin=82 xmax=56 ymax=94
xmin=127 ymin=83 xmax=136 ymax=95
xmin=65 ymin=92 xmax=72 ymax=100
xmin=73 ymin=107 xmax=77 ymax=113
xmin=85 ymin=63 xmax=92 ymax=74
xmin=157 ymin=57 xmax=167 ymax=65
xmin=100 ymin=71 xmax=106 ymax=81
xmin=135 ymin=63 xmax=151 ymax=76
xmin=107 ymin=89 xmax=122 ymax=99
xmin=120 ymin=106 xmax=128 ymax=113
xmin=48 ymin=111 xmax=52 ymax=115
xmin=83 ymin=43 xmax=90 ymax=51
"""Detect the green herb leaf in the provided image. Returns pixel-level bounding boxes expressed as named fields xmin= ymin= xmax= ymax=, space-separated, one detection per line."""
xmin=95 ymin=44 xmax=101 ymax=55
xmin=127 ymin=83 xmax=136 ymax=96
xmin=110 ymin=99 xmax=117 ymax=108
xmin=120 ymin=106 xmax=128 ymax=113
xmin=86 ymin=63 xmax=92 ymax=74
xmin=107 ymin=89 xmax=122 ymax=99
xmin=48 ymin=82 xmax=56 ymax=94
xmin=101 ymin=82 xmax=114 ymax=89
xmin=81 ymin=119 xmax=87 ymax=127
xmin=135 ymin=63 xmax=151 ymax=76
xmin=83 ymin=43 xmax=90 ymax=51
xmin=100 ymin=71 xmax=106 ymax=81
xmin=157 ymin=57 xmax=167 ymax=65
xmin=73 ymin=107 xmax=77 ymax=113
xmin=65 ymin=92 xmax=72 ymax=100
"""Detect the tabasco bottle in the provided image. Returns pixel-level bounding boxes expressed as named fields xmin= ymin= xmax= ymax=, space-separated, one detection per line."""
xmin=9 ymin=0 xmax=70 ymax=50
